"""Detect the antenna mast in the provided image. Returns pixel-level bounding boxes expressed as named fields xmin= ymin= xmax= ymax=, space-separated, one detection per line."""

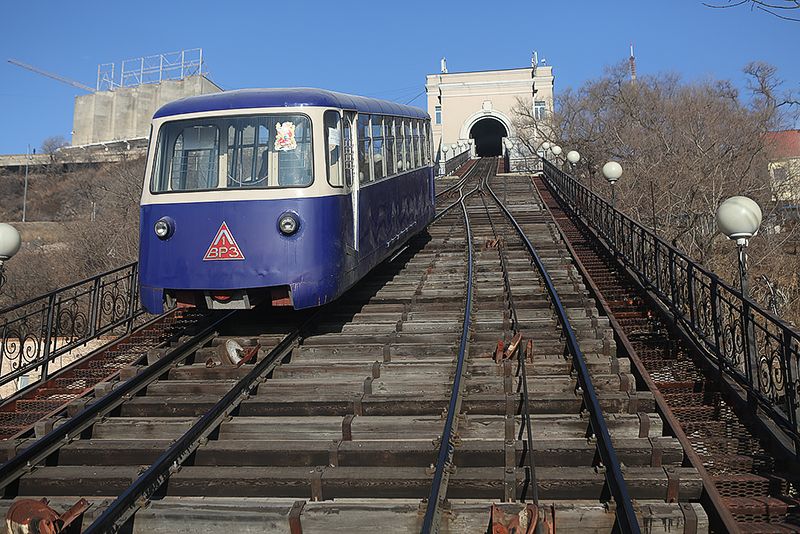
xmin=629 ymin=43 xmax=637 ymax=82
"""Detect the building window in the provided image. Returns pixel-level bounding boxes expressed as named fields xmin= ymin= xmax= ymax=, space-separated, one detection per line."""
xmin=534 ymin=100 xmax=547 ymax=121
xmin=434 ymin=106 xmax=442 ymax=125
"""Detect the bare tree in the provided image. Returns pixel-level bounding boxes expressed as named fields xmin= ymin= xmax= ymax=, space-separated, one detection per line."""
xmin=40 ymin=136 xmax=69 ymax=159
xmin=703 ymin=0 xmax=800 ymax=21
xmin=513 ymin=62 xmax=800 ymax=324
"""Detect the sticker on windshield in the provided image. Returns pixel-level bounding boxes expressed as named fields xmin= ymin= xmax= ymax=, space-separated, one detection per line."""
xmin=274 ymin=122 xmax=297 ymax=151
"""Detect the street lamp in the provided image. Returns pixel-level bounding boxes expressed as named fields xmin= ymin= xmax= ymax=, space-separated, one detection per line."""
xmin=602 ymin=161 xmax=623 ymax=208
xmin=551 ymin=145 xmax=562 ymax=157
xmin=716 ymin=196 xmax=763 ymax=299
xmin=567 ymin=150 xmax=580 ymax=172
xmin=716 ymin=195 xmax=763 ymax=388
xmin=0 ymin=223 xmax=21 ymax=293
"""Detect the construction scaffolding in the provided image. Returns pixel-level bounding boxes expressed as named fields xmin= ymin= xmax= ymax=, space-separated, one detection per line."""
xmin=96 ymin=48 xmax=205 ymax=91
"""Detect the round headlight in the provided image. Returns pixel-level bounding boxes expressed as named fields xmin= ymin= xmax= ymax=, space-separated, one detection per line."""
xmin=154 ymin=218 xmax=173 ymax=240
xmin=278 ymin=213 xmax=299 ymax=236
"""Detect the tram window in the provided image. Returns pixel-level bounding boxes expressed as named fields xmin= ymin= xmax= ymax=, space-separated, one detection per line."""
xmin=357 ymin=115 xmax=372 ymax=184
xmin=385 ymin=117 xmax=395 ymax=176
xmin=162 ymin=125 xmax=219 ymax=191
xmin=324 ymin=110 xmax=342 ymax=187
xmin=395 ymin=119 xmax=405 ymax=172
xmin=425 ymin=122 xmax=431 ymax=164
xmin=403 ymin=120 xmax=413 ymax=171
xmin=371 ymin=115 xmax=385 ymax=181
xmin=413 ymin=121 xmax=422 ymax=168
xmin=151 ymin=114 xmax=313 ymax=193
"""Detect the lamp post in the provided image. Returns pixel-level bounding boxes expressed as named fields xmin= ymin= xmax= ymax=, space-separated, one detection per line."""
xmin=566 ymin=150 xmax=580 ymax=172
xmin=716 ymin=195 xmax=763 ymax=389
xmin=602 ymin=161 xmax=623 ymax=209
xmin=716 ymin=196 xmax=763 ymax=300
xmin=23 ymin=145 xmax=31 ymax=223
xmin=0 ymin=223 xmax=22 ymax=293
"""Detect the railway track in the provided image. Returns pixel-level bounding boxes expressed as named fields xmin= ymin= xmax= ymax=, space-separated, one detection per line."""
xmin=1 ymin=158 xmax=707 ymax=533
xmin=533 ymin=172 xmax=800 ymax=532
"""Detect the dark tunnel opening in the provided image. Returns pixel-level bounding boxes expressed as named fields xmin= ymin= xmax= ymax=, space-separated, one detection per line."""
xmin=469 ymin=117 xmax=507 ymax=157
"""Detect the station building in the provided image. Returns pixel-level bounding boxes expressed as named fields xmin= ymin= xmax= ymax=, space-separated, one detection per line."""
xmin=426 ymin=57 xmax=554 ymax=171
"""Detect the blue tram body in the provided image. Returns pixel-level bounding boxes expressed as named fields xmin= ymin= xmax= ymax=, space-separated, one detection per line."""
xmin=138 ymin=88 xmax=434 ymax=313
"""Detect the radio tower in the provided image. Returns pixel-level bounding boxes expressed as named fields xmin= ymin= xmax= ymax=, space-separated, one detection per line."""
xmin=629 ymin=43 xmax=637 ymax=82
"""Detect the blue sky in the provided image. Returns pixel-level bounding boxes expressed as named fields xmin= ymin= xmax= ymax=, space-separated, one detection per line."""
xmin=0 ymin=0 xmax=796 ymax=154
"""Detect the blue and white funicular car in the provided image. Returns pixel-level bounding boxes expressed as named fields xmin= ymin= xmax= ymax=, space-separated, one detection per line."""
xmin=138 ymin=88 xmax=435 ymax=313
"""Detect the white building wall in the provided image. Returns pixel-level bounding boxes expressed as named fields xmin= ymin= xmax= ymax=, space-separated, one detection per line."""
xmin=426 ymin=64 xmax=554 ymax=171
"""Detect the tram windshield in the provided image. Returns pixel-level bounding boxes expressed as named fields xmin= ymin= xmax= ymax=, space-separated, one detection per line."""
xmin=151 ymin=114 xmax=313 ymax=192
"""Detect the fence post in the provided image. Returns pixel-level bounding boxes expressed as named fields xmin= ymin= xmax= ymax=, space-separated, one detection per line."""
xmin=710 ymin=278 xmax=724 ymax=379
xmin=39 ymin=293 xmax=57 ymax=385
xmin=687 ymin=263 xmax=696 ymax=330
xmin=781 ymin=327 xmax=800 ymax=458
xmin=742 ymin=298 xmax=759 ymax=406
xmin=127 ymin=263 xmax=139 ymax=333
xmin=89 ymin=276 xmax=101 ymax=338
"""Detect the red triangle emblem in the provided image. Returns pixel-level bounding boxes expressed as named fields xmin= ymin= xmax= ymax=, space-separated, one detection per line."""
xmin=203 ymin=222 xmax=245 ymax=261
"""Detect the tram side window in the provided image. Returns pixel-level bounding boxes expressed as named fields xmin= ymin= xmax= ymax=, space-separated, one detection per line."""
xmin=423 ymin=122 xmax=431 ymax=165
xmin=413 ymin=121 xmax=422 ymax=168
xmin=403 ymin=120 xmax=414 ymax=171
xmin=385 ymin=117 xmax=395 ymax=176
xmin=164 ymin=125 xmax=219 ymax=191
xmin=357 ymin=115 xmax=372 ymax=184
xmin=371 ymin=115 xmax=385 ymax=181
xmin=395 ymin=119 xmax=405 ymax=172
xmin=324 ymin=111 xmax=342 ymax=187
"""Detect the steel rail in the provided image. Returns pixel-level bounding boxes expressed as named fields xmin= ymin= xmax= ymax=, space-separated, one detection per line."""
xmin=83 ymin=310 xmax=317 ymax=533
xmin=434 ymin=159 xmax=477 ymax=200
xmin=485 ymin=177 xmax=641 ymax=534
xmin=433 ymin=159 xmax=490 ymax=221
xmin=420 ymin=161 xmax=488 ymax=534
xmin=478 ymin=176 xmax=539 ymax=508
xmin=0 ymin=311 xmax=235 ymax=496
xmin=532 ymin=174 xmax=742 ymax=533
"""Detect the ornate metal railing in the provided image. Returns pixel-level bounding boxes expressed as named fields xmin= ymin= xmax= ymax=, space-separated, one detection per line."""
xmin=542 ymin=159 xmax=800 ymax=453
xmin=0 ymin=262 xmax=144 ymax=394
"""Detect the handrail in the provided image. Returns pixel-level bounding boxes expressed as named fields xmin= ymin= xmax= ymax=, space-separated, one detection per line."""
xmin=439 ymin=148 xmax=471 ymax=176
xmin=486 ymin=175 xmax=640 ymax=534
xmin=0 ymin=261 xmax=144 ymax=393
xmin=542 ymin=158 xmax=800 ymax=455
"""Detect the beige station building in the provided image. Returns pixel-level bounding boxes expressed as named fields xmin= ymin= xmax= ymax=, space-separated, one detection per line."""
xmin=426 ymin=56 xmax=554 ymax=171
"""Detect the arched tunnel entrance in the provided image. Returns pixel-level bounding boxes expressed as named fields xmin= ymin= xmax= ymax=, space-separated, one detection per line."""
xmin=469 ymin=117 xmax=507 ymax=157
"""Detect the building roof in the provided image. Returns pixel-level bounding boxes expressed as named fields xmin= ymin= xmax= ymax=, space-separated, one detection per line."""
xmin=154 ymin=88 xmax=429 ymax=120
xmin=766 ymin=130 xmax=800 ymax=160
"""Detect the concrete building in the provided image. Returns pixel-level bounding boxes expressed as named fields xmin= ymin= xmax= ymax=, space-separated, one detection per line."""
xmin=72 ymin=75 xmax=222 ymax=146
xmin=426 ymin=57 xmax=554 ymax=171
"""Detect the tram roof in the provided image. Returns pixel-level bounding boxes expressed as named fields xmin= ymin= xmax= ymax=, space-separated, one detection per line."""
xmin=154 ymin=88 xmax=429 ymax=120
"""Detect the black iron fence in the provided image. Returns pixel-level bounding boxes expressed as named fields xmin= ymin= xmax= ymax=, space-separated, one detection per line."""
xmin=542 ymin=159 xmax=800 ymax=453
xmin=0 ymin=262 xmax=144 ymax=394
